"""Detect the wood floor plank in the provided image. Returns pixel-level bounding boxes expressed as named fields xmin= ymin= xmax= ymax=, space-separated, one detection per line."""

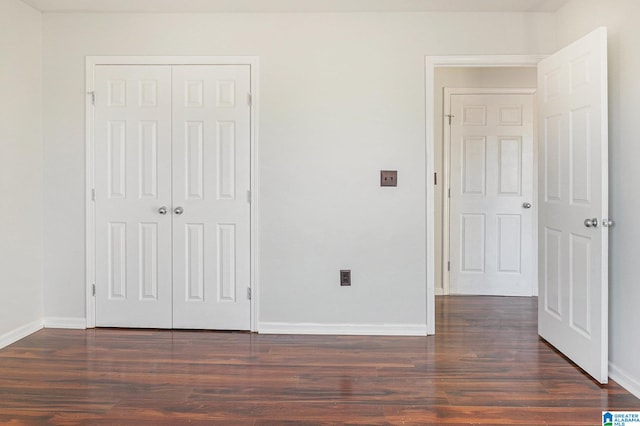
xmin=0 ymin=296 xmax=638 ymax=425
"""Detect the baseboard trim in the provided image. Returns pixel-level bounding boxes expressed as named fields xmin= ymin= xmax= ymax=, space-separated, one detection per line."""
xmin=609 ymin=361 xmax=640 ymax=399
xmin=43 ymin=317 xmax=87 ymax=329
xmin=435 ymin=288 xmax=445 ymax=296
xmin=258 ymin=322 xmax=427 ymax=336
xmin=0 ymin=320 xmax=43 ymax=350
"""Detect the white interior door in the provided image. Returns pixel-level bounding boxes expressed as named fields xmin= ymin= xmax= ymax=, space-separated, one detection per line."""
xmin=94 ymin=65 xmax=173 ymax=327
xmin=538 ymin=27 xmax=609 ymax=383
xmin=449 ymin=91 xmax=535 ymax=296
xmin=94 ymin=64 xmax=252 ymax=330
xmin=171 ymin=65 xmax=252 ymax=330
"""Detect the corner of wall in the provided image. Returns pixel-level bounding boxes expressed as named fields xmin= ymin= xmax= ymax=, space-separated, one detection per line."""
xmin=609 ymin=362 xmax=640 ymax=400
xmin=0 ymin=320 xmax=43 ymax=350
xmin=0 ymin=0 xmax=45 ymax=342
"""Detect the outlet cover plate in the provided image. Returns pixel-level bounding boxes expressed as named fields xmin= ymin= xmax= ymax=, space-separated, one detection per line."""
xmin=380 ymin=170 xmax=397 ymax=187
xmin=340 ymin=270 xmax=351 ymax=286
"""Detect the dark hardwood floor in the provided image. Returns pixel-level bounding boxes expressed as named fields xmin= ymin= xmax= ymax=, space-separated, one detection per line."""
xmin=0 ymin=296 xmax=638 ymax=425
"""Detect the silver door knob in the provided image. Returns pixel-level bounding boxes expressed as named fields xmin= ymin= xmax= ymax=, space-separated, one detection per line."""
xmin=584 ymin=218 xmax=598 ymax=228
xmin=602 ymin=219 xmax=614 ymax=227
xmin=522 ymin=202 xmax=532 ymax=209
xmin=158 ymin=206 xmax=168 ymax=215
xmin=174 ymin=206 xmax=184 ymax=215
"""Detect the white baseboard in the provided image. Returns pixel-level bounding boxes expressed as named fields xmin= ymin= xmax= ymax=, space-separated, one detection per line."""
xmin=435 ymin=287 xmax=445 ymax=296
xmin=609 ymin=361 xmax=640 ymax=399
xmin=0 ymin=320 xmax=43 ymax=350
xmin=258 ymin=322 xmax=427 ymax=336
xmin=43 ymin=317 xmax=86 ymax=329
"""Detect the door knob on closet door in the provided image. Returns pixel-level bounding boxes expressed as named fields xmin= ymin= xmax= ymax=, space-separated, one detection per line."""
xmin=522 ymin=202 xmax=532 ymax=209
xmin=158 ymin=206 xmax=168 ymax=215
xmin=174 ymin=206 xmax=184 ymax=215
xmin=584 ymin=218 xmax=598 ymax=228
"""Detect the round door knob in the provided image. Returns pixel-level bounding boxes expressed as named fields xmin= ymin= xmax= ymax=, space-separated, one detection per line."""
xmin=602 ymin=219 xmax=614 ymax=227
xmin=584 ymin=218 xmax=598 ymax=228
xmin=174 ymin=206 xmax=184 ymax=215
xmin=158 ymin=206 xmax=168 ymax=215
xmin=522 ymin=202 xmax=532 ymax=209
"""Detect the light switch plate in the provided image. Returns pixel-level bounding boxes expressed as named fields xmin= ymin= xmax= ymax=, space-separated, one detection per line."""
xmin=380 ymin=170 xmax=397 ymax=187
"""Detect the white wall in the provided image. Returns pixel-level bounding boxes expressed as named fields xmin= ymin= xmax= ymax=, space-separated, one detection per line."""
xmin=556 ymin=0 xmax=640 ymax=398
xmin=42 ymin=12 xmax=555 ymax=329
xmin=433 ymin=67 xmax=538 ymax=293
xmin=0 ymin=0 xmax=43 ymax=344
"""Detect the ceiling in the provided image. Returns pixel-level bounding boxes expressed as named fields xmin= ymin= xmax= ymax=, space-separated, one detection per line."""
xmin=21 ymin=0 xmax=570 ymax=13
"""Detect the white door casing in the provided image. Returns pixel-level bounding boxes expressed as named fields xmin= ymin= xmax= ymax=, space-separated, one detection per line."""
xmin=171 ymin=65 xmax=251 ymax=329
xmin=538 ymin=27 xmax=609 ymax=384
xmin=92 ymin=61 xmax=254 ymax=330
xmin=448 ymin=91 xmax=535 ymax=296
xmin=94 ymin=65 xmax=173 ymax=327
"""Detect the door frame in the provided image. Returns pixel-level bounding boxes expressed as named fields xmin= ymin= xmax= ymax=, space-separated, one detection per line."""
xmin=85 ymin=56 xmax=260 ymax=330
xmin=442 ymin=87 xmax=537 ymax=296
xmin=425 ymin=55 xmax=545 ymax=334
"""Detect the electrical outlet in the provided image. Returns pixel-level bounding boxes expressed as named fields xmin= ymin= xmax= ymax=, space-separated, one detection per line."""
xmin=380 ymin=170 xmax=398 ymax=187
xmin=340 ymin=270 xmax=351 ymax=286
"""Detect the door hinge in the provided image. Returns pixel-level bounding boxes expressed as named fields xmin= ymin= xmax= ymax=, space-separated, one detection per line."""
xmin=448 ymin=188 xmax=451 ymax=198
xmin=88 ymin=91 xmax=95 ymax=106
xmin=247 ymin=287 xmax=252 ymax=300
xmin=446 ymin=114 xmax=454 ymax=125
xmin=91 ymin=188 xmax=96 ymax=202
xmin=248 ymin=93 xmax=252 ymax=107
xmin=447 ymin=261 xmax=450 ymax=271
xmin=247 ymin=190 xmax=252 ymax=203
xmin=92 ymin=284 xmax=96 ymax=296
xmin=434 ymin=172 xmax=437 ymax=185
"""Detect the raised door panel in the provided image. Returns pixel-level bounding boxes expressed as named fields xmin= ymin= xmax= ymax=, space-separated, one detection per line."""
xmin=569 ymin=107 xmax=592 ymax=205
xmin=462 ymin=137 xmax=486 ymax=196
xmin=498 ymin=137 xmax=522 ymax=196
xmin=497 ymin=214 xmax=521 ymax=273
xmin=543 ymin=227 xmax=562 ymax=319
xmin=460 ymin=214 xmax=485 ymax=273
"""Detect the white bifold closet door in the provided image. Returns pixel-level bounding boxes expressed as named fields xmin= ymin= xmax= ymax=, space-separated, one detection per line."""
xmin=94 ymin=64 xmax=251 ymax=330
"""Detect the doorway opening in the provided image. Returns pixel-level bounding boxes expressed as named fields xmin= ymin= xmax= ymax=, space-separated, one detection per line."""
xmin=426 ymin=28 xmax=610 ymax=384
xmin=425 ymin=56 xmax=545 ymax=335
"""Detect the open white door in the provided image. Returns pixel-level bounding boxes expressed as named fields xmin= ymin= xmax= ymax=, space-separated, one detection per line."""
xmin=538 ymin=27 xmax=609 ymax=383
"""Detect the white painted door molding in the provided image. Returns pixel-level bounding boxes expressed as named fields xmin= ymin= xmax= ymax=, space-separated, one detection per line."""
xmin=85 ymin=56 xmax=260 ymax=331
